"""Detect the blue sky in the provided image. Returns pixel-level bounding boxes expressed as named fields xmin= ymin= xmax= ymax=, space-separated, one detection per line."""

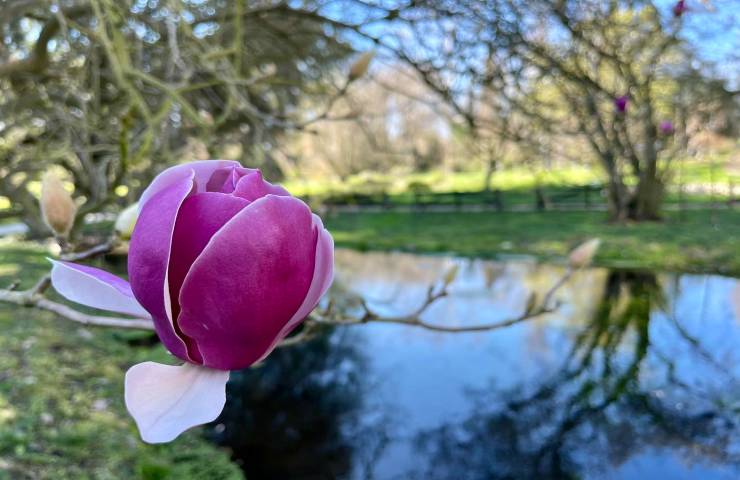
xmin=663 ymin=0 xmax=740 ymax=85
xmin=322 ymin=0 xmax=739 ymax=88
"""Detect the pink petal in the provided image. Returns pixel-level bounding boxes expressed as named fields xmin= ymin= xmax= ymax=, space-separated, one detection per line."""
xmin=138 ymin=160 xmax=241 ymax=210
xmin=129 ymin=172 xmax=194 ymax=362
xmin=205 ymin=166 xmax=255 ymax=193
xmin=232 ymin=170 xmax=290 ymax=201
xmin=178 ymin=195 xmax=317 ymax=370
xmin=49 ymin=260 xmax=149 ymax=318
xmin=124 ymin=361 xmax=229 ymax=444
xmin=167 ymin=192 xmax=249 ymax=361
xmin=262 ymin=214 xmax=334 ymax=359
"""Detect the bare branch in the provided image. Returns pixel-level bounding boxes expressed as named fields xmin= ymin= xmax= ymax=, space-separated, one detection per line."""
xmin=0 ymin=4 xmax=91 ymax=78
xmin=60 ymin=238 xmax=118 ymax=262
xmin=0 ymin=282 xmax=155 ymax=330
xmin=310 ymin=267 xmax=573 ymax=334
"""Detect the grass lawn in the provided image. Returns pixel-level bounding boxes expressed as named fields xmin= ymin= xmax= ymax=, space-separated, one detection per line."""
xmin=0 ymin=243 xmax=243 ymax=480
xmin=325 ymin=208 xmax=740 ymax=276
xmin=284 ymin=155 xmax=738 ymax=199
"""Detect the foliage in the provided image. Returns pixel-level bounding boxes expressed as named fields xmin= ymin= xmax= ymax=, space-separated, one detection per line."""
xmin=0 ymin=0 xmax=352 ymax=235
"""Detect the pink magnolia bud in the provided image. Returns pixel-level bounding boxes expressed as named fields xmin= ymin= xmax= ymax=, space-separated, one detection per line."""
xmin=348 ymin=51 xmax=375 ymax=82
xmin=49 ymin=160 xmax=334 ymax=442
xmin=659 ymin=120 xmax=675 ymax=135
xmin=40 ymin=171 xmax=77 ymax=238
xmin=615 ymin=95 xmax=629 ymax=113
xmin=568 ymin=238 xmax=601 ymax=269
xmin=673 ymin=0 xmax=687 ymax=17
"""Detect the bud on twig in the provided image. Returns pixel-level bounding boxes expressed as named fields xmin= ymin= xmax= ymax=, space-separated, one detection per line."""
xmin=673 ymin=0 xmax=687 ymax=17
xmin=348 ymin=51 xmax=375 ymax=82
xmin=114 ymin=203 xmax=139 ymax=240
xmin=524 ymin=291 xmax=538 ymax=315
xmin=40 ymin=172 xmax=77 ymax=238
xmin=442 ymin=264 xmax=459 ymax=287
xmin=568 ymin=238 xmax=601 ymax=269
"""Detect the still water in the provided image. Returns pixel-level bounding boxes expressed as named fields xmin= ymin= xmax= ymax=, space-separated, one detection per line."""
xmin=208 ymin=249 xmax=740 ymax=480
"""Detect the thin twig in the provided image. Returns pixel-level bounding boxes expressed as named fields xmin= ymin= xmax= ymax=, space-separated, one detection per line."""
xmin=0 ymin=258 xmax=576 ymax=343
xmin=275 ymin=322 xmax=321 ymax=348
xmin=60 ymin=238 xmax=117 ymax=262
xmin=0 ymin=286 xmax=155 ymax=330
xmin=310 ymin=267 xmax=573 ymax=333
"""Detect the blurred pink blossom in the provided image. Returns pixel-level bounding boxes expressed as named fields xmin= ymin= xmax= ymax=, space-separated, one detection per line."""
xmin=659 ymin=121 xmax=675 ymax=135
xmin=673 ymin=1 xmax=688 ymax=17
xmin=615 ymin=95 xmax=629 ymax=113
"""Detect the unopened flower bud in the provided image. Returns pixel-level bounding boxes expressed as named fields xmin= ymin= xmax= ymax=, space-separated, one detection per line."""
xmin=614 ymin=95 xmax=629 ymax=113
xmin=659 ymin=120 xmax=675 ymax=135
xmin=673 ymin=0 xmax=687 ymax=17
xmin=40 ymin=172 xmax=77 ymax=238
xmin=568 ymin=238 xmax=601 ymax=269
xmin=348 ymin=51 xmax=375 ymax=82
xmin=114 ymin=202 xmax=139 ymax=240
xmin=443 ymin=264 xmax=459 ymax=287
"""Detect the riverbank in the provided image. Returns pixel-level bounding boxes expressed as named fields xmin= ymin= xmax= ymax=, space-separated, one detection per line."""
xmin=325 ymin=208 xmax=740 ymax=276
xmin=0 ymin=205 xmax=737 ymax=476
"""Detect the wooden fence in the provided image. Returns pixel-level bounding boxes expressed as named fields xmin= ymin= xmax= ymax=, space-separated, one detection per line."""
xmin=305 ymin=182 xmax=738 ymax=213
xmin=306 ymin=185 xmax=605 ymax=212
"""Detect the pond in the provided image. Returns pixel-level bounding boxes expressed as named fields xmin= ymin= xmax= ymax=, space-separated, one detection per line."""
xmin=208 ymin=249 xmax=740 ymax=480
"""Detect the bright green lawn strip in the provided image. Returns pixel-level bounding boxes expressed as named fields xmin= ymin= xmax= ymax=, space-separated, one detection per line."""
xmin=325 ymin=209 xmax=740 ymax=276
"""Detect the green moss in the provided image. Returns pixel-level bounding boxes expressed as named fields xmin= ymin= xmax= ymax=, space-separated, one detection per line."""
xmin=0 ymin=244 xmax=243 ymax=480
xmin=325 ymin=208 xmax=740 ymax=276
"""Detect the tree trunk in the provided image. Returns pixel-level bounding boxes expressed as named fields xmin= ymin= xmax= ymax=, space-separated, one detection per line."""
xmin=631 ymin=175 xmax=664 ymax=221
xmin=604 ymin=159 xmax=630 ymax=222
xmin=602 ymin=148 xmax=664 ymax=222
xmin=605 ymin=174 xmax=664 ymax=222
xmin=631 ymin=122 xmax=664 ymax=221
xmin=483 ymin=156 xmax=497 ymax=192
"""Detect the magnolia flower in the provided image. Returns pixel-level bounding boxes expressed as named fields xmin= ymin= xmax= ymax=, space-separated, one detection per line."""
xmin=659 ymin=120 xmax=675 ymax=135
xmin=50 ymin=160 xmax=334 ymax=443
xmin=614 ymin=95 xmax=629 ymax=113
xmin=673 ymin=0 xmax=687 ymax=17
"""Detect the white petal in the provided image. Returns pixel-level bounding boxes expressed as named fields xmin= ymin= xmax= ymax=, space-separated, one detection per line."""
xmin=49 ymin=260 xmax=150 ymax=318
xmin=124 ymin=361 xmax=229 ymax=443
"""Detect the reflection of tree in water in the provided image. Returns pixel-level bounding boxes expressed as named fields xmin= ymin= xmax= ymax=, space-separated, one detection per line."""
xmin=206 ymin=325 xmax=368 ymax=480
xmin=415 ymin=270 xmax=740 ymax=479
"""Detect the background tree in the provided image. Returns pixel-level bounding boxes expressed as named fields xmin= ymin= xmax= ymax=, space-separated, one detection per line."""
xmin=354 ymin=0 xmax=737 ymax=221
xmin=0 ymin=0 xmax=352 ymax=235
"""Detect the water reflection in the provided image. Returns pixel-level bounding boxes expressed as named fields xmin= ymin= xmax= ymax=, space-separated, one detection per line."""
xmin=213 ymin=249 xmax=740 ymax=480
xmin=208 ymin=327 xmax=378 ymax=479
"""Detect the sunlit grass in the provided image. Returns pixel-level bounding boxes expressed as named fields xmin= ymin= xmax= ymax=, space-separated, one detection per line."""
xmin=283 ymin=156 xmax=738 ymax=198
xmin=325 ymin=208 xmax=740 ymax=276
xmin=283 ymin=165 xmax=605 ymax=196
